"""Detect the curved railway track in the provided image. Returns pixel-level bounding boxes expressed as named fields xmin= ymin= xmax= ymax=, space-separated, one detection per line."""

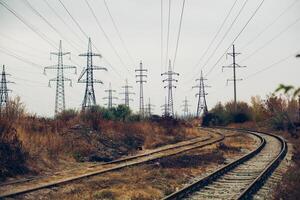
xmin=162 ymin=128 xmax=287 ymax=200
xmin=0 ymin=128 xmax=224 ymax=199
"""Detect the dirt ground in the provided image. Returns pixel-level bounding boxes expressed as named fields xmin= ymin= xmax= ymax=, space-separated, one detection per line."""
xmin=15 ymin=131 xmax=258 ymax=200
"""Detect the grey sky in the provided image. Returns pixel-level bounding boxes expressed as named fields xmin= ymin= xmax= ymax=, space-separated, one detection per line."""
xmin=0 ymin=0 xmax=299 ymax=116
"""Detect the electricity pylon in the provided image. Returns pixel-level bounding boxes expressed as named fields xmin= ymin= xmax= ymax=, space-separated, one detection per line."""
xmin=222 ymin=44 xmax=246 ymax=111
xmin=145 ymin=98 xmax=155 ymax=117
xmin=192 ymin=71 xmax=210 ymax=117
xmin=161 ymin=96 xmax=168 ymax=117
xmin=181 ymin=96 xmax=191 ymax=117
xmin=78 ymin=38 xmax=107 ymax=109
xmin=161 ymin=60 xmax=179 ymax=117
xmin=103 ymin=83 xmax=118 ymax=109
xmin=0 ymin=65 xmax=14 ymax=114
xmin=135 ymin=61 xmax=147 ymax=117
xmin=120 ymin=79 xmax=134 ymax=108
xmin=44 ymin=40 xmax=76 ymax=115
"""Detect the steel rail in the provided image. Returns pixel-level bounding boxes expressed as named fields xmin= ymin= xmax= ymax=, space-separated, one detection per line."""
xmin=0 ymin=129 xmax=225 ymax=199
xmin=162 ymin=128 xmax=287 ymax=200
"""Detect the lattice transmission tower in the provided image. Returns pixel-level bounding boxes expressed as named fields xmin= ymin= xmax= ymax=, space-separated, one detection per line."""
xmin=161 ymin=96 xmax=168 ymax=117
xmin=193 ymin=71 xmax=210 ymax=117
xmin=78 ymin=38 xmax=107 ymax=109
xmin=103 ymin=83 xmax=118 ymax=109
xmin=44 ymin=40 xmax=76 ymax=115
xmin=0 ymin=65 xmax=14 ymax=114
xmin=120 ymin=79 xmax=134 ymax=108
xmin=222 ymin=44 xmax=246 ymax=111
xmin=161 ymin=60 xmax=179 ymax=117
xmin=135 ymin=61 xmax=147 ymax=117
xmin=181 ymin=96 xmax=191 ymax=117
xmin=145 ymin=98 xmax=155 ymax=117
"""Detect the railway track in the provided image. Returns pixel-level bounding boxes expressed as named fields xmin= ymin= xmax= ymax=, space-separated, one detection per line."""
xmin=0 ymin=128 xmax=225 ymax=199
xmin=162 ymin=128 xmax=287 ymax=200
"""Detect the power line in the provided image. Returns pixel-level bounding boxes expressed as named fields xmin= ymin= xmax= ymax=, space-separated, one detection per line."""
xmin=240 ymin=15 xmax=300 ymax=63
xmin=165 ymin=0 xmax=172 ymax=71
xmin=195 ymin=0 xmax=249 ymax=78
xmin=172 ymin=0 xmax=186 ymax=69
xmin=0 ymin=32 xmax=48 ymax=54
xmin=103 ymin=0 xmax=135 ymax=65
xmin=244 ymin=51 xmax=299 ymax=80
xmin=240 ymin=0 xmax=299 ymax=51
xmin=57 ymin=0 xmax=124 ymax=79
xmin=0 ymin=1 xmax=57 ymax=49
xmin=43 ymin=0 xmax=86 ymax=49
xmin=188 ymin=0 xmax=239 ymax=77
xmin=23 ymin=0 xmax=81 ymax=54
xmin=84 ymin=0 xmax=130 ymax=74
xmin=0 ymin=47 xmax=43 ymax=69
xmin=205 ymin=0 xmax=266 ymax=77
xmin=161 ymin=0 xmax=164 ymax=73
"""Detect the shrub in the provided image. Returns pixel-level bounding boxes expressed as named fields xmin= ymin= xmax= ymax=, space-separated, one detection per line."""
xmin=80 ymin=106 xmax=102 ymax=131
xmin=112 ymin=105 xmax=131 ymax=121
xmin=56 ymin=109 xmax=78 ymax=121
xmin=93 ymin=189 xmax=116 ymax=200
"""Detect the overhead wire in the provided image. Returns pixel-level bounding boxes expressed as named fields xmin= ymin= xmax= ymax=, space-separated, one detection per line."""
xmin=204 ymin=0 xmax=266 ymax=77
xmin=22 ymin=0 xmax=85 ymax=69
xmin=240 ymin=0 xmax=300 ymax=51
xmin=43 ymin=0 xmax=86 ymax=49
xmin=172 ymin=0 xmax=186 ymax=70
xmin=189 ymin=0 xmax=239 ymax=76
xmin=103 ymin=0 xmax=135 ymax=65
xmin=0 ymin=0 xmax=57 ymax=49
xmin=84 ymin=0 xmax=130 ymax=74
xmin=161 ymin=0 xmax=164 ymax=73
xmin=0 ymin=47 xmax=43 ymax=69
xmin=165 ymin=0 xmax=172 ymax=70
xmin=244 ymin=50 xmax=300 ymax=80
xmin=240 ymin=15 xmax=300 ymax=63
xmin=198 ymin=0 xmax=249 ymax=77
xmin=57 ymin=0 xmax=124 ymax=78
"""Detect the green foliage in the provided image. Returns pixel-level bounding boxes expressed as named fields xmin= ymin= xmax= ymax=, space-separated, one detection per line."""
xmin=127 ymin=114 xmax=142 ymax=122
xmin=202 ymin=101 xmax=252 ymax=126
xmin=79 ymin=105 xmax=134 ymax=130
xmin=112 ymin=104 xmax=132 ymax=121
xmin=275 ymin=83 xmax=300 ymax=98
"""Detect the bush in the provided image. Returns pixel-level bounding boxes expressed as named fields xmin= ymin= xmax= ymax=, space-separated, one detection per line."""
xmin=80 ymin=106 xmax=102 ymax=130
xmin=93 ymin=189 xmax=116 ymax=200
xmin=112 ymin=105 xmax=131 ymax=121
xmin=56 ymin=109 xmax=78 ymax=121
xmin=202 ymin=101 xmax=252 ymax=126
xmin=0 ymin=98 xmax=28 ymax=181
xmin=202 ymin=113 xmax=223 ymax=127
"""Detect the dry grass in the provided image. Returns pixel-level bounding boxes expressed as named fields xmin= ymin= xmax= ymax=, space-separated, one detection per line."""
xmin=1 ymin=103 xmax=205 ymax=181
xmin=18 ymin=132 xmax=256 ymax=200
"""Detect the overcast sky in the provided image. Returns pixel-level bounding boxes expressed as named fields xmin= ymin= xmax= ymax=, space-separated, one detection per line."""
xmin=0 ymin=0 xmax=299 ymax=117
